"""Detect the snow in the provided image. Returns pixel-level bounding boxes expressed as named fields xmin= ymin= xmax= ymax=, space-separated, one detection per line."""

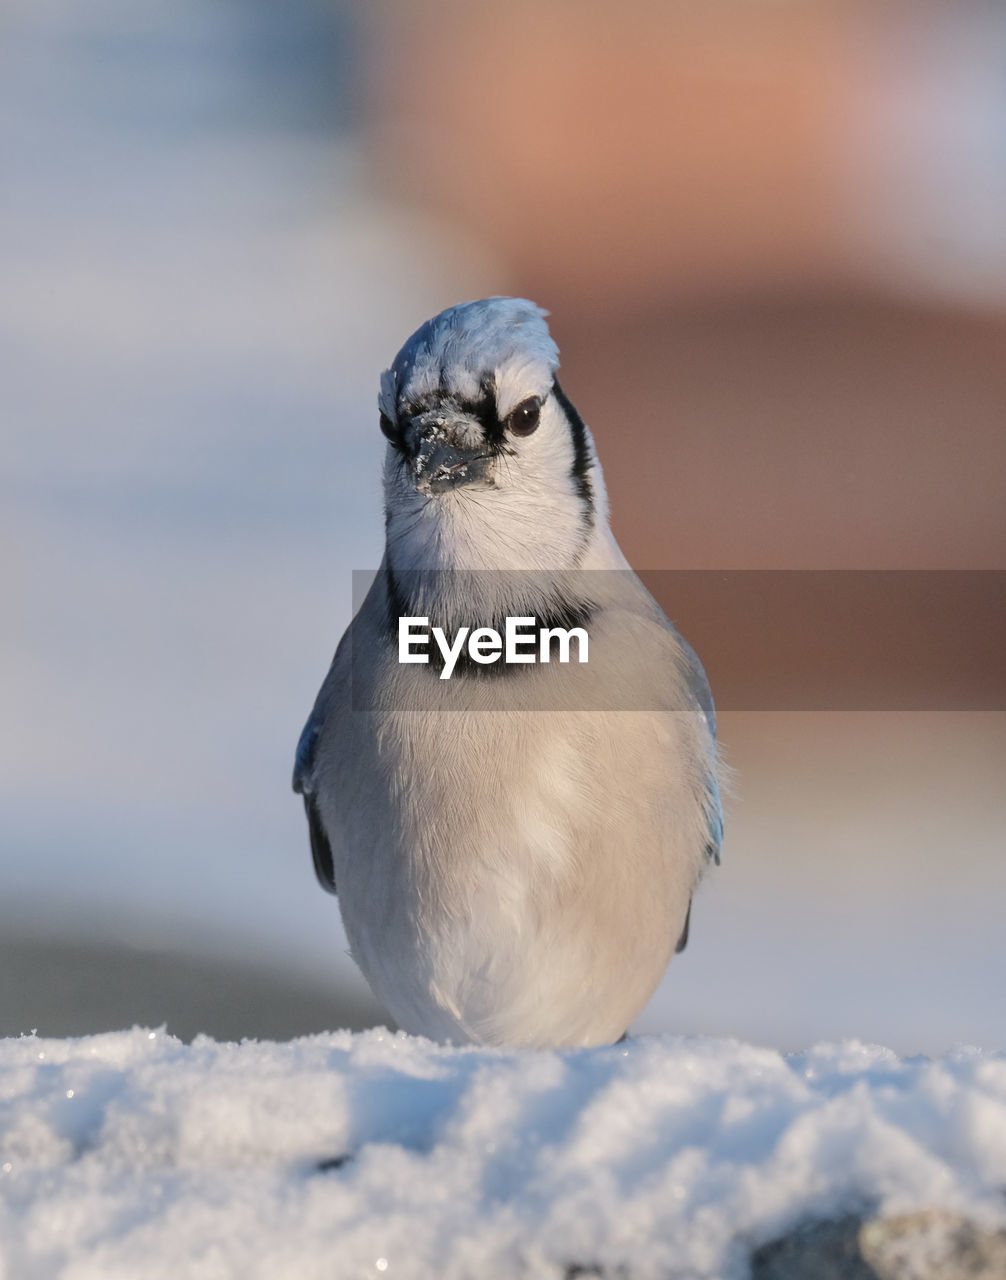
xmin=2 ymin=1030 xmax=1005 ymax=1280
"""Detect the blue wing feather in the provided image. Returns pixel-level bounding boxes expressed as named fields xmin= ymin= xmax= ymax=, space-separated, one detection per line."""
xmin=292 ymin=708 xmax=337 ymax=895
xmin=292 ymin=714 xmax=321 ymax=796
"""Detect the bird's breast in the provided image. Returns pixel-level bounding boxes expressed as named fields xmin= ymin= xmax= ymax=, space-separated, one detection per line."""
xmin=326 ymin=692 xmax=702 ymax=1047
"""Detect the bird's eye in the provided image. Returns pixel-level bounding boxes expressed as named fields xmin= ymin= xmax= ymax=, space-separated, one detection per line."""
xmin=506 ymin=396 xmax=541 ymax=437
xmin=379 ymin=412 xmax=400 ymax=443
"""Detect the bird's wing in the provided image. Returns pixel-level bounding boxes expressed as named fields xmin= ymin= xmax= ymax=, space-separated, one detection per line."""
xmin=621 ymin=573 xmax=723 ymax=869
xmin=677 ymin=632 xmax=724 ymax=867
xmin=292 ymin=706 xmax=338 ymax=895
xmin=293 ymin=576 xmax=385 ymax=899
xmin=669 ymin=631 xmax=723 ymax=956
xmin=677 ymin=632 xmax=716 ymax=737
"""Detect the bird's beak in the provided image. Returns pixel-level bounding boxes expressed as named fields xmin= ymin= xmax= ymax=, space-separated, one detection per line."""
xmin=412 ymin=428 xmax=494 ymax=496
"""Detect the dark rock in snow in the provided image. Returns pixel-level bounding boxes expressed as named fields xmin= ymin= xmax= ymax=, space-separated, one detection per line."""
xmin=751 ymin=1210 xmax=1006 ymax=1280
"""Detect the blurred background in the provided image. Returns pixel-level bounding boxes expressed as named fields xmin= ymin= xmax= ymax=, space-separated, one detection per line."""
xmin=2 ymin=0 xmax=1004 ymax=1052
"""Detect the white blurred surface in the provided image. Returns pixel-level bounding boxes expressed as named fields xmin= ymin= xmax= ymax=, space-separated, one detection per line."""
xmin=841 ymin=4 xmax=1006 ymax=305
xmin=639 ymin=713 xmax=1006 ymax=1053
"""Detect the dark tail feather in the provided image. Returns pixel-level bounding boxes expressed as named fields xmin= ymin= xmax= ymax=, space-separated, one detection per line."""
xmin=675 ymin=900 xmax=692 ymax=954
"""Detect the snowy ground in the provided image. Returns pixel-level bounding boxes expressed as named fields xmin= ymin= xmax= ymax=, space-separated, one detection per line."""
xmin=2 ymin=1029 xmax=1005 ymax=1280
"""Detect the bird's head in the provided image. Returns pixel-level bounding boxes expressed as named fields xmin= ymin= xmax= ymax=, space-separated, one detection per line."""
xmin=378 ymin=298 xmax=606 ymax=574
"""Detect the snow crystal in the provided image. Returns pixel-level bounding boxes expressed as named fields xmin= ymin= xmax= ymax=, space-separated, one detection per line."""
xmin=1 ymin=1030 xmax=1004 ymax=1279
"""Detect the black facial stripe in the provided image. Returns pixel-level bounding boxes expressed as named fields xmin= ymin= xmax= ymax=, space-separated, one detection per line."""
xmin=477 ymin=373 xmax=502 ymax=446
xmin=551 ymin=378 xmax=594 ymax=524
xmin=382 ymin=418 xmax=408 ymax=456
xmin=399 ymin=378 xmax=506 ymax=454
xmin=393 ymin=377 xmax=595 ymax=522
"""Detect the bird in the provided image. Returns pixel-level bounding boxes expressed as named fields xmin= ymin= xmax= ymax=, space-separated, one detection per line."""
xmin=293 ymin=297 xmax=722 ymax=1049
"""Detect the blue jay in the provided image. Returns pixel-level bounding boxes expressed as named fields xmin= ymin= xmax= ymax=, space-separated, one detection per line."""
xmin=294 ymin=298 xmax=722 ymax=1048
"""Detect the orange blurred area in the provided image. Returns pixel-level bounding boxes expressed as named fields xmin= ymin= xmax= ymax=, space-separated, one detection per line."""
xmin=373 ymin=0 xmax=851 ymax=306
xmin=369 ymin=0 xmax=1006 ymax=576
xmin=559 ymin=300 xmax=1006 ymax=571
xmin=370 ymin=1 xmax=1006 ymax=310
